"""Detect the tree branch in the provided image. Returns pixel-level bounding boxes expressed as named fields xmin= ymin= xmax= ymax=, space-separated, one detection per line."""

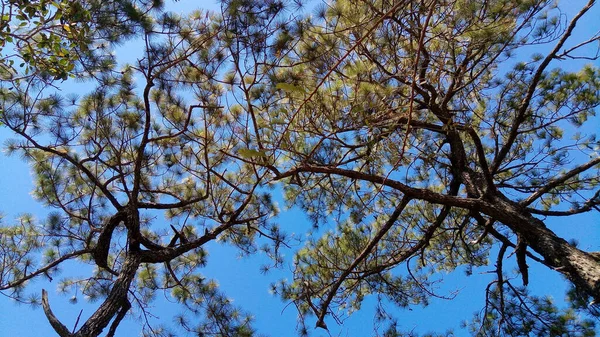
xmin=275 ymin=165 xmax=482 ymax=210
xmin=315 ymin=196 xmax=412 ymax=329
xmin=0 ymin=249 xmax=91 ymax=291
xmin=42 ymin=289 xmax=72 ymax=337
xmin=491 ymin=0 xmax=596 ymax=173
xmin=105 ymin=299 xmax=131 ymax=337
xmin=92 ymin=211 xmax=126 ymax=273
xmin=520 ymin=157 xmax=600 ymax=206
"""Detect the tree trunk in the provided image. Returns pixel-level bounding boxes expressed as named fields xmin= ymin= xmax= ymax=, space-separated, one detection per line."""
xmin=487 ymin=194 xmax=600 ymax=302
xmin=72 ymin=253 xmax=140 ymax=337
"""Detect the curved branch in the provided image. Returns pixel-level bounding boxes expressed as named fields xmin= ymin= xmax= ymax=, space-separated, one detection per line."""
xmin=105 ymin=299 xmax=131 ymax=337
xmin=131 ymin=77 xmax=155 ymax=204
xmin=92 ymin=211 xmax=126 ymax=273
xmin=42 ymin=289 xmax=72 ymax=337
xmin=275 ymin=165 xmax=483 ymax=210
xmin=138 ymin=220 xmax=231 ymax=263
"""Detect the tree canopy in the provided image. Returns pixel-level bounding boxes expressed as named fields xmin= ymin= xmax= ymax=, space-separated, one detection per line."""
xmin=0 ymin=0 xmax=599 ymax=336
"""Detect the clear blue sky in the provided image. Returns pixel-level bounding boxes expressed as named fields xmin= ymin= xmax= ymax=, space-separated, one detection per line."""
xmin=1 ymin=1 xmax=599 ymax=336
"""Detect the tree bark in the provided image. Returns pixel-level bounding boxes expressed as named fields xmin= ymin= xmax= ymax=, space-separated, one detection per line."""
xmin=485 ymin=193 xmax=600 ymax=302
xmin=72 ymin=253 xmax=140 ymax=337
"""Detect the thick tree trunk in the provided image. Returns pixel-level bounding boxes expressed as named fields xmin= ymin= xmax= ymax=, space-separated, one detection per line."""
xmin=72 ymin=253 xmax=140 ymax=337
xmin=487 ymin=194 xmax=600 ymax=302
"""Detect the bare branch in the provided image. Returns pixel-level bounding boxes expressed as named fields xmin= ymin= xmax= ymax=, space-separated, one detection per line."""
xmin=42 ymin=289 xmax=72 ymax=337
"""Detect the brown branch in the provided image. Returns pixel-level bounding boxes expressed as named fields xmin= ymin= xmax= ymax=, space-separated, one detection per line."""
xmin=465 ymin=127 xmax=495 ymax=194
xmin=73 ymin=253 xmax=141 ymax=337
xmin=471 ymin=213 xmax=546 ymax=265
xmin=491 ymin=0 xmax=596 ymax=173
xmin=525 ymin=201 xmax=600 ymax=216
xmin=92 ymin=211 xmax=126 ymax=274
xmin=315 ymin=196 xmax=412 ymax=329
xmin=275 ymin=165 xmax=483 ymax=210
xmin=556 ymin=33 xmax=600 ymax=59
xmin=105 ymin=299 xmax=131 ymax=337
xmin=520 ymin=157 xmax=600 ymax=206
xmin=515 ymin=235 xmax=529 ymax=286
xmin=0 ymin=249 xmax=91 ymax=290
xmin=138 ymin=221 xmax=230 ymax=263
xmin=131 ymin=66 xmax=155 ymax=204
xmin=496 ymin=243 xmax=508 ymax=320
xmin=72 ymin=309 xmax=83 ymax=334
xmin=471 ymin=217 xmax=493 ymax=245
xmin=42 ymin=289 xmax=72 ymax=337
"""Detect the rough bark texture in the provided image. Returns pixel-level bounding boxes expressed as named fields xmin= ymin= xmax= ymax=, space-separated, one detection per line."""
xmin=486 ymin=194 xmax=600 ymax=302
xmin=72 ymin=253 xmax=140 ymax=337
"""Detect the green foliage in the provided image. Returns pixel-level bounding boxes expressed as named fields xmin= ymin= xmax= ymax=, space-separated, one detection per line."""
xmin=0 ymin=0 xmax=90 ymax=80
xmin=0 ymin=1 xmax=288 ymax=336
xmin=468 ymin=284 xmax=596 ymax=336
xmin=0 ymin=0 xmax=170 ymax=84
xmin=259 ymin=0 xmax=600 ymax=335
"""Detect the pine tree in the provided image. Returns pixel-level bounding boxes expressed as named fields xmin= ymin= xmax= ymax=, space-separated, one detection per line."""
xmin=260 ymin=0 xmax=600 ymax=335
xmin=1 ymin=1 xmax=287 ymax=336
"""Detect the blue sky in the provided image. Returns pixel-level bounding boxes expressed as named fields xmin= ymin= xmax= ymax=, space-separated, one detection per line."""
xmin=1 ymin=0 xmax=600 ymax=336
